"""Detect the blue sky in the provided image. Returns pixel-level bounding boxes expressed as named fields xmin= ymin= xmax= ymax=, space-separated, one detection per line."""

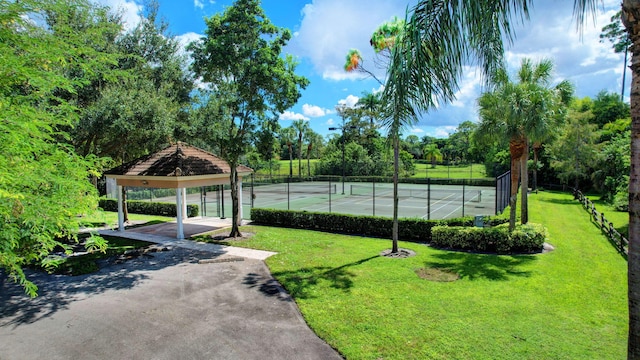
xmin=100 ymin=0 xmax=626 ymax=139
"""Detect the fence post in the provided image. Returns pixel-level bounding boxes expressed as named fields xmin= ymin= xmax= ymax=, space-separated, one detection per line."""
xmin=427 ymin=178 xmax=431 ymax=220
xmin=372 ymin=178 xmax=376 ymax=217
xmin=328 ymin=179 xmax=332 ymax=213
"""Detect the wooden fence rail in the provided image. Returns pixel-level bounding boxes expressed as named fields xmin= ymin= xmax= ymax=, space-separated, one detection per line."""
xmin=573 ymin=189 xmax=628 ymax=256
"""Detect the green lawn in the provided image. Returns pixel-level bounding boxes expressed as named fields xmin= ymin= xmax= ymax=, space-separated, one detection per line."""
xmin=255 ymin=159 xmax=319 ymax=177
xmin=215 ymin=190 xmax=626 ymax=359
xmin=413 ymin=162 xmax=488 ymax=179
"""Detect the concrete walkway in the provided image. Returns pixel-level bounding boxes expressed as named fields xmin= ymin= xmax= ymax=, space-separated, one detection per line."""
xmin=98 ymin=217 xmax=276 ymax=260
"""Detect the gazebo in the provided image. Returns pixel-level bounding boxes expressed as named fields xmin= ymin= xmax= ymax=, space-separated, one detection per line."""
xmin=104 ymin=142 xmax=253 ymax=239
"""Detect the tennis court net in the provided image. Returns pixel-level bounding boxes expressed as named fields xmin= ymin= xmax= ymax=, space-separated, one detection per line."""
xmin=350 ymin=185 xmax=482 ymax=202
xmin=250 ymin=183 xmax=337 ymax=195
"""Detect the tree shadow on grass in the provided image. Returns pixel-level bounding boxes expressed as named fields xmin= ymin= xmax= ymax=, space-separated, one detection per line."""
xmin=0 ymin=247 xmax=213 ymax=329
xmin=243 ymin=255 xmax=379 ymax=300
xmin=424 ymin=252 xmax=537 ymax=281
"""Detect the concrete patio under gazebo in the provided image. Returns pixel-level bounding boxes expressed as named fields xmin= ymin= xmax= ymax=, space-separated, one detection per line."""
xmin=104 ymin=142 xmax=253 ymax=240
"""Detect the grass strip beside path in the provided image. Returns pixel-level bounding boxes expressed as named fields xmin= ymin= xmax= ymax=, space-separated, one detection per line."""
xmin=224 ymin=190 xmax=626 ymax=359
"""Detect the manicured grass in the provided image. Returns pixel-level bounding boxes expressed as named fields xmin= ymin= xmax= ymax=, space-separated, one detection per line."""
xmin=412 ymin=163 xmax=488 ymax=179
xmin=255 ymin=159 xmax=319 ymax=177
xmin=224 ymin=190 xmax=626 ymax=359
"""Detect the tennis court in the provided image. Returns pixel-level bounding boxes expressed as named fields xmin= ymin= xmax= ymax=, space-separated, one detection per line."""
xmin=241 ymin=180 xmax=496 ymax=220
xmin=127 ymin=180 xmax=497 ymax=220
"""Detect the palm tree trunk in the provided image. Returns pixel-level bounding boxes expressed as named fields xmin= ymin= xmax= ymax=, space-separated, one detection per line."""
xmin=298 ymin=137 xmax=303 ymax=178
xmin=520 ymin=137 xmax=529 ymax=224
xmin=392 ymin=134 xmax=400 ymax=253
xmin=533 ymin=141 xmax=541 ymax=193
xmin=508 ymin=138 xmax=525 ymax=232
xmin=307 ymin=144 xmax=312 ymax=178
xmin=623 ymin=3 xmax=640 ymax=357
xmin=229 ymin=167 xmax=241 ymax=237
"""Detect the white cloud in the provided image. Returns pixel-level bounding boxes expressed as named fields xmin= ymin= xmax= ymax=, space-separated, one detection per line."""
xmin=302 ymin=104 xmax=328 ymax=117
xmin=176 ymin=32 xmax=202 ymax=55
xmin=434 ymin=126 xmax=457 ymax=138
xmin=194 ymin=0 xmax=204 ymax=9
xmin=338 ymin=94 xmax=359 ymax=108
xmin=505 ymin=0 xmax=624 ymax=98
xmin=279 ymin=111 xmax=310 ymax=121
xmin=290 ymin=0 xmax=409 ymax=81
xmin=95 ymin=0 xmax=142 ymax=30
xmin=326 ymin=118 xmax=335 ymax=126
xmin=411 ymin=128 xmax=424 ymax=133
xmin=450 ymin=67 xmax=482 ymax=108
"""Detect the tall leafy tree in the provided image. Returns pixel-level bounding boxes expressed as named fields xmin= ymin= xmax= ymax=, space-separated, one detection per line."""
xmin=0 ymin=0 xmax=111 ymax=296
xmin=255 ymin=119 xmax=281 ymax=179
xmin=189 ymin=0 xmax=308 ymax=236
xmin=548 ymin=109 xmax=598 ymax=189
xmin=601 ymin=10 xmax=632 ymax=101
xmin=591 ymin=90 xmax=631 ymax=128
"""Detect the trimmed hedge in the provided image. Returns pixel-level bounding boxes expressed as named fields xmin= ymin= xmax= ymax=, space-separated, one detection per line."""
xmin=431 ymin=223 xmax=546 ymax=254
xmin=250 ymin=208 xmax=508 ymax=243
xmin=99 ymin=198 xmax=199 ymax=218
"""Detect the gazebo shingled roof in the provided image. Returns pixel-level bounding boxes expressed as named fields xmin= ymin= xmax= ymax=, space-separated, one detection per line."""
xmin=105 ymin=142 xmax=252 ymax=177
xmin=105 ymin=142 xmax=253 ymax=189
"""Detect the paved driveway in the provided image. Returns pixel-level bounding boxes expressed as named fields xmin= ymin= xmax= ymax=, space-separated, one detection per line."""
xmin=0 ymin=247 xmax=342 ymax=360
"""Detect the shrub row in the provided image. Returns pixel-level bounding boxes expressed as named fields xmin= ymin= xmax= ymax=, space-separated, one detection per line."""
xmin=250 ymin=208 xmax=508 ymax=243
xmin=431 ymin=223 xmax=546 ymax=254
xmin=99 ymin=198 xmax=199 ymax=218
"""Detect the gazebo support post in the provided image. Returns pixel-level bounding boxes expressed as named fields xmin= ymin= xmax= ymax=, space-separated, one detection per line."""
xmin=176 ymin=187 xmax=185 ymax=240
xmin=117 ymin=185 xmax=124 ymax=232
xmin=182 ymin=188 xmax=187 ymax=219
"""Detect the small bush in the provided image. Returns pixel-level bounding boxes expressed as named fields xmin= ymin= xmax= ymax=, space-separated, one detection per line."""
xmin=99 ymin=198 xmax=199 ymax=217
xmin=431 ymin=223 xmax=546 ymax=254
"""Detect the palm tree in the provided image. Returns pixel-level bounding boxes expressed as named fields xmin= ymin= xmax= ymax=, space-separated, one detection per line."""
xmin=385 ymin=2 xmax=640 ymax=357
xmin=280 ymin=127 xmax=296 ymax=178
xmin=292 ymin=120 xmax=310 ymax=178
xmin=477 ymin=58 xmax=571 ymax=230
xmin=423 ymin=143 xmax=442 ymax=168
xmin=357 ymin=91 xmax=382 ymax=126
xmin=303 ymin=129 xmax=322 ymax=178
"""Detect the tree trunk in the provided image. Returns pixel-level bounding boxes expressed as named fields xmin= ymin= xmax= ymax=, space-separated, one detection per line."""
xmin=533 ymin=141 xmax=541 ymax=193
xmin=508 ymin=138 xmax=525 ymax=232
xmin=520 ymin=137 xmax=529 ymax=225
xmin=298 ymin=137 xmax=303 ymax=178
xmin=622 ymin=2 xmax=640 ymax=357
xmin=390 ymin=134 xmax=400 ymax=253
xmin=307 ymin=144 xmax=312 ymax=178
xmin=229 ymin=166 xmax=241 ymax=238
